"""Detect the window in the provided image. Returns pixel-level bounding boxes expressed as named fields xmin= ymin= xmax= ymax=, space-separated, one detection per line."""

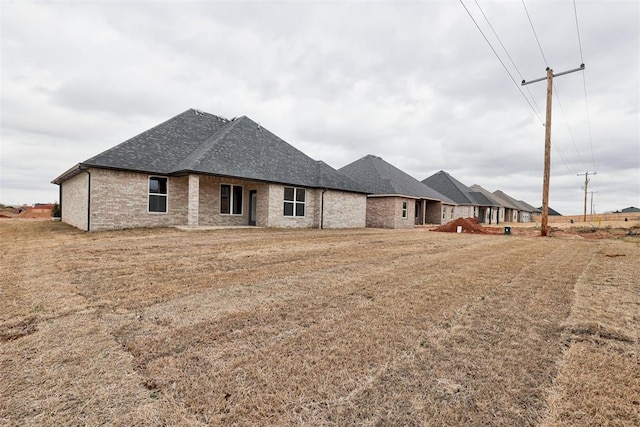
xmin=148 ymin=176 xmax=168 ymax=213
xmin=284 ymin=187 xmax=305 ymax=217
xmin=220 ymin=184 xmax=243 ymax=215
xmin=402 ymin=201 xmax=408 ymax=219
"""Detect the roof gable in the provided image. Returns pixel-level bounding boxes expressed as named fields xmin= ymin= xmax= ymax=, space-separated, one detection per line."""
xmin=55 ymin=109 xmax=365 ymax=193
xmin=83 ymin=109 xmax=229 ymax=174
xmin=338 ymin=155 xmax=451 ymax=201
xmin=469 ymin=185 xmax=501 ymax=206
xmin=422 ymin=171 xmax=475 ymax=205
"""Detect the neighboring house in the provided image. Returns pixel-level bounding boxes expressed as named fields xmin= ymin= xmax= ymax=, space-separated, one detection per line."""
xmin=52 ymin=109 xmax=367 ymax=231
xmin=469 ymin=185 xmax=504 ymax=224
xmin=338 ymin=155 xmax=453 ymax=228
xmin=537 ymin=206 xmax=563 ymax=216
xmin=422 ymin=171 xmax=500 ymax=224
xmin=621 ymin=206 xmax=640 ymax=213
xmin=513 ymin=199 xmax=537 ymax=222
xmin=491 ymin=190 xmax=522 ymax=222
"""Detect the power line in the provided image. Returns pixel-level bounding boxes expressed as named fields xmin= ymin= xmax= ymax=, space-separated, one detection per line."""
xmin=472 ymin=0 xmax=544 ymax=118
xmin=573 ymin=0 xmax=597 ymax=171
xmin=573 ymin=0 xmax=585 ymax=63
xmin=458 ymin=0 xmax=544 ymax=123
xmin=553 ymin=82 xmax=586 ymax=171
xmin=520 ymin=0 xmax=590 ymax=179
xmin=521 ymin=0 xmax=548 ymax=66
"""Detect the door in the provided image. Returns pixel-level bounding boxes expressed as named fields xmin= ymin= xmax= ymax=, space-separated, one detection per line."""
xmin=248 ymin=190 xmax=257 ymax=226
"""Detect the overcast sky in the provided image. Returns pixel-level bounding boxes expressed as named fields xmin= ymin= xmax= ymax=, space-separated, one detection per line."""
xmin=1 ymin=0 xmax=638 ymax=214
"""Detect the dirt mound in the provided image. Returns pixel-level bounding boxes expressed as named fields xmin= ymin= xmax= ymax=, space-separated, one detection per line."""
xmin=433 ymin=217 xmax=489 ymax=234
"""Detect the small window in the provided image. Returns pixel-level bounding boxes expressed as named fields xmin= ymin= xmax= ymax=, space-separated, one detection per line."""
xmin=149 ymin=176 xmax=168 ymax=213
xmin=220 ymin=184 xmax=243 ymax=215
xmin=284 ymin=187 xmax=305 ymax=217
xmin=402 ymin=201 xmax=408 ymax=219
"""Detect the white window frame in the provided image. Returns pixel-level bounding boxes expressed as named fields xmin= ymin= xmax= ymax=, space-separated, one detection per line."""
xmin=220 ymin=184 xmax=243 ymax=215
xmin=402 ymin=201 xmax=408 ymax=219
xmin=148 ymin=176 xmax=168 ymax=214
xmin=283 ymin=186 xmax=306 ymax=217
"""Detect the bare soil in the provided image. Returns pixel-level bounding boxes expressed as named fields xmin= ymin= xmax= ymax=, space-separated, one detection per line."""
xmin=1 ymin=220 xmax=638 ymax=426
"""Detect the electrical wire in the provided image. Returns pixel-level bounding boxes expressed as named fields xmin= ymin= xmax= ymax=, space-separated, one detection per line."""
xmin=573 ymin=0 xmax=597 ymax=171
xmin=472 ymin=0 xmax=544 ymax=119
xmin=458 ymin=0 xmax=544 ymax=123
xmin=553 ymin=82 xmax=586 ymax=170
xmin=520 ymin=0 xmax=589 ymax=182
xmin=521 ymin=0 xmax=548 ymax=66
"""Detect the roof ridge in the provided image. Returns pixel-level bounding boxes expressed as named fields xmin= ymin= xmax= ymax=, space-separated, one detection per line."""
xmin=171 ymin=117 xmax=241 ymax=173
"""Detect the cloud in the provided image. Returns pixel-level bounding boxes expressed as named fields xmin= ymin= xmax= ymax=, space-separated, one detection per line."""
xmin=1 ymin=0 xmax=638 ymax=213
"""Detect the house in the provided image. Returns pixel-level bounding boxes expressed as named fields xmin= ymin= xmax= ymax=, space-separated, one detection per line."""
xmin=621 ymin=206 xmax=640 ymax=213
xmin=338 ymin=155 xmax=453 ymax=228
xmin=469 ymin=185 xmax=504 ymax=224
xmin=537 ymin=206 xmax=563 ymax=216
xmin=52 ymin=109 xmax=368 ymax=231
xmin=422 ymin=171 xmax=500 ymax=224
xmin=513 ymin=199 xmax=537 ymax=222
xmin=491 ymin=190 xmax=523 ymax=222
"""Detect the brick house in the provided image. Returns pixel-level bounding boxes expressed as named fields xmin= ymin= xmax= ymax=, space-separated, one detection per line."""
xmin=422 ymin=171 xmax=501 ymax=224
xmin=52 ymin=109 xmax=367 ymax=231
xmin=338 ymin=155 xmax=453 ymax=229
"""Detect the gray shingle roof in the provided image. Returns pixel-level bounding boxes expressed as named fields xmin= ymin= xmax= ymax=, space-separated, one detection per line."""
xmin=491 ymin=190 xmax=522 ymax=210
xmin=469 ymin=185 xmax=501 ymax=206
xmin=338 ymin=155 xmax=452 ymax=201
xmin=422 ymin=171 xmax=477 ymax=205
xmin=53 ymin=109 xmax=365 ymax=193
xmin=492 ymin=190 xmax=537 ymax=213
xmin=83 ymin=109 xmax=230 ymax=174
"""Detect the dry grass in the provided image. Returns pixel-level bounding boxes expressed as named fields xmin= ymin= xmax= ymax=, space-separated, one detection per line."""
xmin=1 ymin=220 xmax=638 ymax=426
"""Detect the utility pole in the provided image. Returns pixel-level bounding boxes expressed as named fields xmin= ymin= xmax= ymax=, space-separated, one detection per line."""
xmin=522 ymin=64 xmax=585 ymax=236
xmin=578 ymin=171 xmax=597 ymax=221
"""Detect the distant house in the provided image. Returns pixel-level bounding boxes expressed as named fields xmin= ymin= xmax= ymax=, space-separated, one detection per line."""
xmin=491 ymin=190 xmax=522 ymax=222
xmin=491 ymin=190 xmax=537 ymax=223
xmin=537 ymin=206 xmax=563 ymax=216
xmin=52 ymin=109 xmax=367 ymax=231
xmin=621 ymin=206 xmax=640 ymax=213
xmin=422 ymin=171 xmax=500 ymax=224
xmin=338 ymin=155 xmax=453 ymax=228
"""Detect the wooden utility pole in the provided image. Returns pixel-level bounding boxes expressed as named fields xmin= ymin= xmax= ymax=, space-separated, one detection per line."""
xmin=578 ymin=171 xmax=596 ymax=221
xmin=522 ymin=64 xmax=585 ymax=236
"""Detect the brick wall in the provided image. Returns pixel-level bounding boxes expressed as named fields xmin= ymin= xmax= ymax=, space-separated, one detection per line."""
xmin=266 ymin=183 xmax=317 ymax=228
xmin=61 ymin=168 xmax=367 ymax=231
xmin=425 ymin=200 xmax=443 ymax=224
xmin=89 ymin=169 xmax=188 ymax=231
xmin=197 ymin=176 xmax=269 ymax=227
xmin=321 ymin=190 xmax=366 ymax=228
xmin=61 ymin=172 xmax=89 ymax=231
xmin=365 ymin=196 xmax=414 ymax=229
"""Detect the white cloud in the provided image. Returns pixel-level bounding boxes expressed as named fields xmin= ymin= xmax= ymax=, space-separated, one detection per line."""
xmin=1 ymin=0 xmax=638 ymax=213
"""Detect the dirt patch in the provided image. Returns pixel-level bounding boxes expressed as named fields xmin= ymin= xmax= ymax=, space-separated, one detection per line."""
xmin=432 ymin=217 xmax=489 ymax=234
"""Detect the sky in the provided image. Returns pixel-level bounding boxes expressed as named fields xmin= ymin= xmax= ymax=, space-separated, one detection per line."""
xmin=1 ymin=0 xmax=638 ymax=215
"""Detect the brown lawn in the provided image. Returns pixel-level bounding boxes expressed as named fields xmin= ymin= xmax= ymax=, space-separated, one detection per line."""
xmin=1 ymin=220 xmax=638 ymax=426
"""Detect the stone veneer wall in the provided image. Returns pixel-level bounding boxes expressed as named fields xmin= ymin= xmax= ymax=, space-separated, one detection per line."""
xmin=88 ymin=169 xmax=188 ymax=231
xmin=61 ymin=172 xmax=89 ymax=231
xmin=321 ymin=190 xmax=366 ymax=229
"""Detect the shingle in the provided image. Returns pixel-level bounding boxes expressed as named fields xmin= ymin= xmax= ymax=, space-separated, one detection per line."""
xmin=63 ymin=109 xmax=365 ymax=193
xmin=83 ymin=109 xmax=229 ymax=174
xmin=468 ymin=185 xmax=501 ymax=206
xmin=422 ymin=171 xmax=476 ymax=205
xmin=338 ymin=155 xmax=451 ymax=201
